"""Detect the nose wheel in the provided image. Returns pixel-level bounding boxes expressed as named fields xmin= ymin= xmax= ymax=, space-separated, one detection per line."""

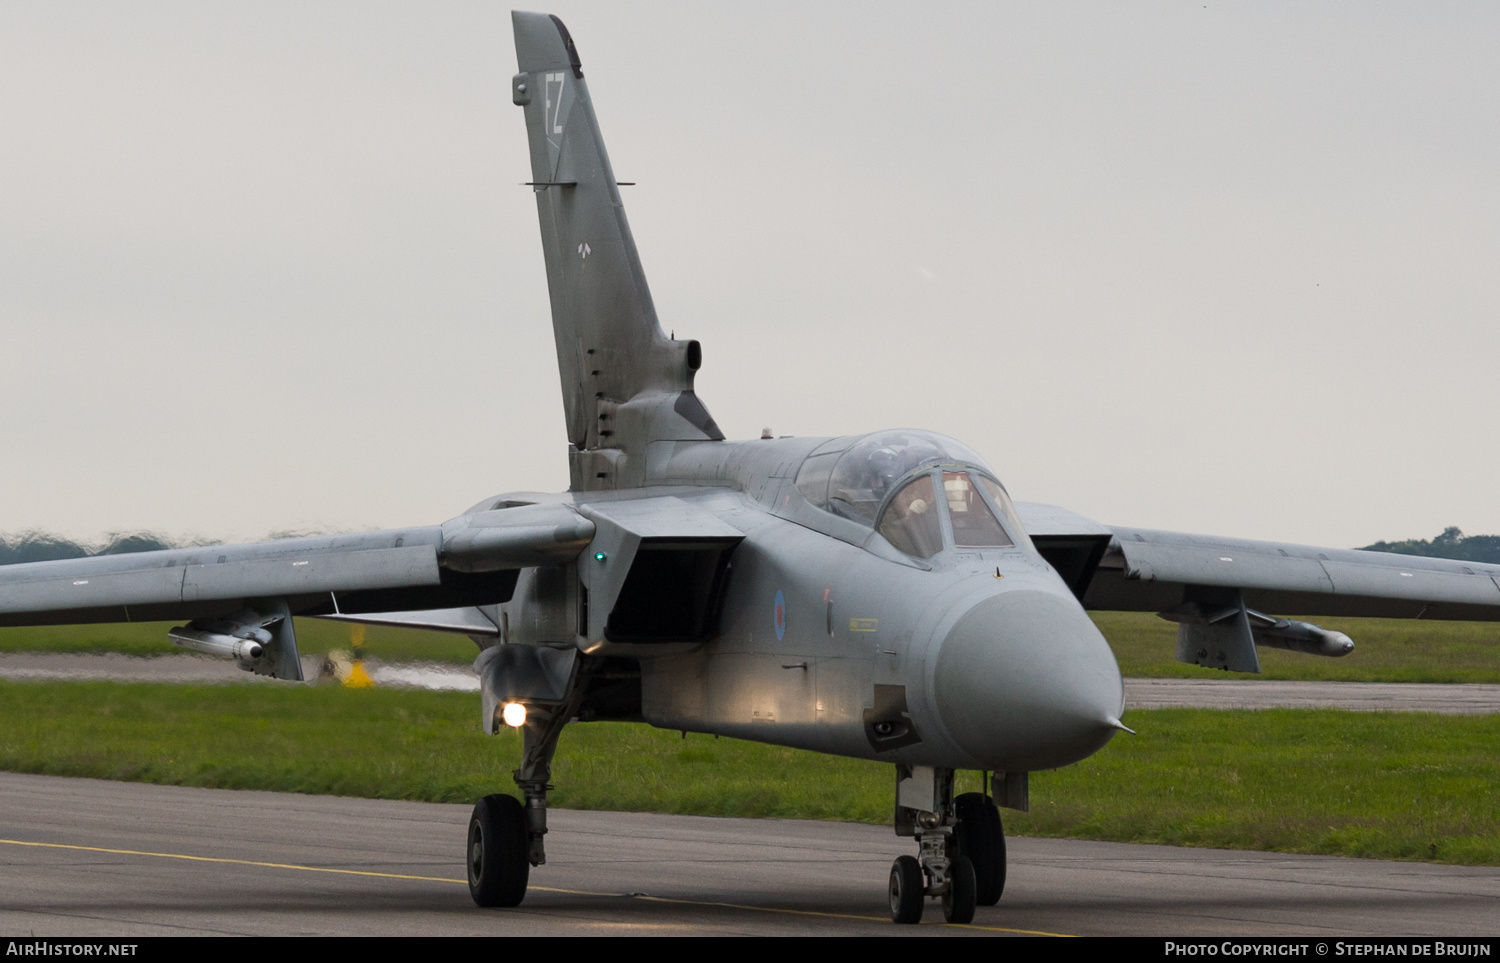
xmin=889 ymin=855 xmax=925 ymax=924
xmin=887 ymin=849 xmax=977 ymax=924
xmin=941 ymin=855 xmax=977 ymax=924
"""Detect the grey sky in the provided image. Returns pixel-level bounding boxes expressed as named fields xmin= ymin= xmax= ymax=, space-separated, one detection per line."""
xmin=2 ymin=2 xmax=1497 ymax=549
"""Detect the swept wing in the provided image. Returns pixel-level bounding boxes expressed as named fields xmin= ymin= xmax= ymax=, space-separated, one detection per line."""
xmin=0 ymin=503 xmax=596 ymax=669
xmin=1017 ymin=502 xmax=1500 ymax=620
xmin=1018 ymin=501 xmax=1500 ymax=673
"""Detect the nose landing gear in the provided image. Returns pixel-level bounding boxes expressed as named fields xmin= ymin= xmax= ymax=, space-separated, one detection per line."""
xmin=890 ymin=767 xmax=1004 ymax=924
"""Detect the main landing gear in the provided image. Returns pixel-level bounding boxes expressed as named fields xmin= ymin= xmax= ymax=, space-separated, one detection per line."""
xmin=467 ymin=793 xmax=528 ymax=906
xmin=889 ymin=766 xmax=1006 ymax=924
xmin=467 ymin=688 xmax=581 ymax=908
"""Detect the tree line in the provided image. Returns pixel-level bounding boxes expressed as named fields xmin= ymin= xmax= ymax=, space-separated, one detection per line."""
xmin=1358 ymin=527 xmax=1500 ymax=564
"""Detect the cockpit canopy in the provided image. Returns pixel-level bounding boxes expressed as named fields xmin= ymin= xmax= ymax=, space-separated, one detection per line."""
xmin=794 ymin=430 xmax=1032 ymax=559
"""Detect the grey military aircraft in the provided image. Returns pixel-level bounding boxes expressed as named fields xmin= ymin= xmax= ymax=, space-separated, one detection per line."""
xmin=4 ymin=11 xmax=1500 ymax=925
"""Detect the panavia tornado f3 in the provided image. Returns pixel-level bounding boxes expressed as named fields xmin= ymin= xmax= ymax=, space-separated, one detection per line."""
xmin=5 ymin=12 xmax=1499 ymax=925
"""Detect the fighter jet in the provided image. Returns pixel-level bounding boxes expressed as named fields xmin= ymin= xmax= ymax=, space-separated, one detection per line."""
xmin=3 ymin=11 xmax=1498 ymax=925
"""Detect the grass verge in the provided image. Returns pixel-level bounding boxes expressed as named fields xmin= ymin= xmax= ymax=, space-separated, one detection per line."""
xmin=2 ymin=680 xmax=1496 ymax=864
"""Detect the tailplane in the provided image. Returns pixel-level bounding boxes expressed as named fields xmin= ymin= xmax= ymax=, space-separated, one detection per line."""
xmin=512 ymin=12 xmax=721 ymax=491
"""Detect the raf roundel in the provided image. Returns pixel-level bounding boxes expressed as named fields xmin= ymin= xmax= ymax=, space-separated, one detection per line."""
xmin=773 ymin=590 xmax=787 ymax=641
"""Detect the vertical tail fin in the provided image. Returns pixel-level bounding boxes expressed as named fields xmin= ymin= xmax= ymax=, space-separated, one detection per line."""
xmin=512 ymin=13 xmax=721 ymax=490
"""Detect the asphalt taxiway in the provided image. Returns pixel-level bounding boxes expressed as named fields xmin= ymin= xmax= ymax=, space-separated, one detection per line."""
xmin=1123 ymin=677 xmax=1500 ymax=713
xmin=1 ymin=772 xmax=1495 ymax=937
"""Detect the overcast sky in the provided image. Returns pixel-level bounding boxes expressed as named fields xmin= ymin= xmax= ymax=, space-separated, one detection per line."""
xmin=2 ymin=2 xmax=1497 ymax=549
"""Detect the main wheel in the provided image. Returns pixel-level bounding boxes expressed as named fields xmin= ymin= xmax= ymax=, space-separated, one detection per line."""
xmin=955 ymin=792 xmax=1006 ymax=905
xmin=467 ymin=793 xmax=529 ymax=907
xmin=889 ymin=854 xmax=925 ymax=924
xmin=942 ymin=854 xmax=977 ymax=924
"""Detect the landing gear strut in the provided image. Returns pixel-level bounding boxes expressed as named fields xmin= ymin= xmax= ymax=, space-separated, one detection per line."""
xmin=468 ymin=676 xmax=585 ymax=908
xmin=890 ymin=767 xmax=1005 ymax=924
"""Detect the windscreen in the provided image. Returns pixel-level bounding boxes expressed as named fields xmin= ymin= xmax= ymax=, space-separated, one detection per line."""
xmin=877 ymin=474 xmax=944 ymax=559
xmin=795 ymin=430 xmax=992 ymax=525
xmin=943 ymin=471 xmax=1013 ymax=548
xmin=976 ymin=475 xmax=1034 ymax=552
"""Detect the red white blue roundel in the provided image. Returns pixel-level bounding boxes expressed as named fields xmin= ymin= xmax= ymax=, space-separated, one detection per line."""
xmin=773 ymin=590 xmax=786 ymax=641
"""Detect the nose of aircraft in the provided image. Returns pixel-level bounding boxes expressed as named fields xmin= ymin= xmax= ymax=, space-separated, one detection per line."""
xmin=932 ymin=589 xmax=1125 ymax=771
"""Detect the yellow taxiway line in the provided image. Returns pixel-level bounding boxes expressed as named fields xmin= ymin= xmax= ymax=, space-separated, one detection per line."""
xmin=0 ymin=836 xmax=1072 ymax=936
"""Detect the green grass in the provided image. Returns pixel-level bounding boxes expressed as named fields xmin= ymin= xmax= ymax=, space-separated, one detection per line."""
xmin=0 ymin=680 xmax=884 ymax=820
xmin=0 ymin=619 xmax=479 ymax=664
xmin=1013 ymin=708 xmax=1500 ymax=864
xmin=2 ymin=680 xmax=1497 ymax=865
xmin=1093 ymin=611 xmax=1500 ymax=683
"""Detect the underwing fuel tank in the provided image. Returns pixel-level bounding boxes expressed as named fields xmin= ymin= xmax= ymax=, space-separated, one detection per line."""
xmin=932 ymin=587 xmax=1126 ymax=772
xmin=167 ymin=623 xmax=270 ymax=670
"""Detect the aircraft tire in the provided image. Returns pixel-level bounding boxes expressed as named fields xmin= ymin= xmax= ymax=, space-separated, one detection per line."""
xmin=942 ymin=854 xmax=977 ymax=925
xmin=467 ymin=793 xmax=529 ymax=907
xmin=955 ymin=792 xmax=1006 ymax=905
xmin=889 ymin=855 xmax=925 ymax=924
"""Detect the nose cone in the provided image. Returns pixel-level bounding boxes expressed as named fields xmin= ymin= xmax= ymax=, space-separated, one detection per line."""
xmin=933 ymin=590 xmax=1124 ymax=771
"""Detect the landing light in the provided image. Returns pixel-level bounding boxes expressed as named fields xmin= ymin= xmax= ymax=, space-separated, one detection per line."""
xmin=502 ymin=702 xmax=527 ymax=728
